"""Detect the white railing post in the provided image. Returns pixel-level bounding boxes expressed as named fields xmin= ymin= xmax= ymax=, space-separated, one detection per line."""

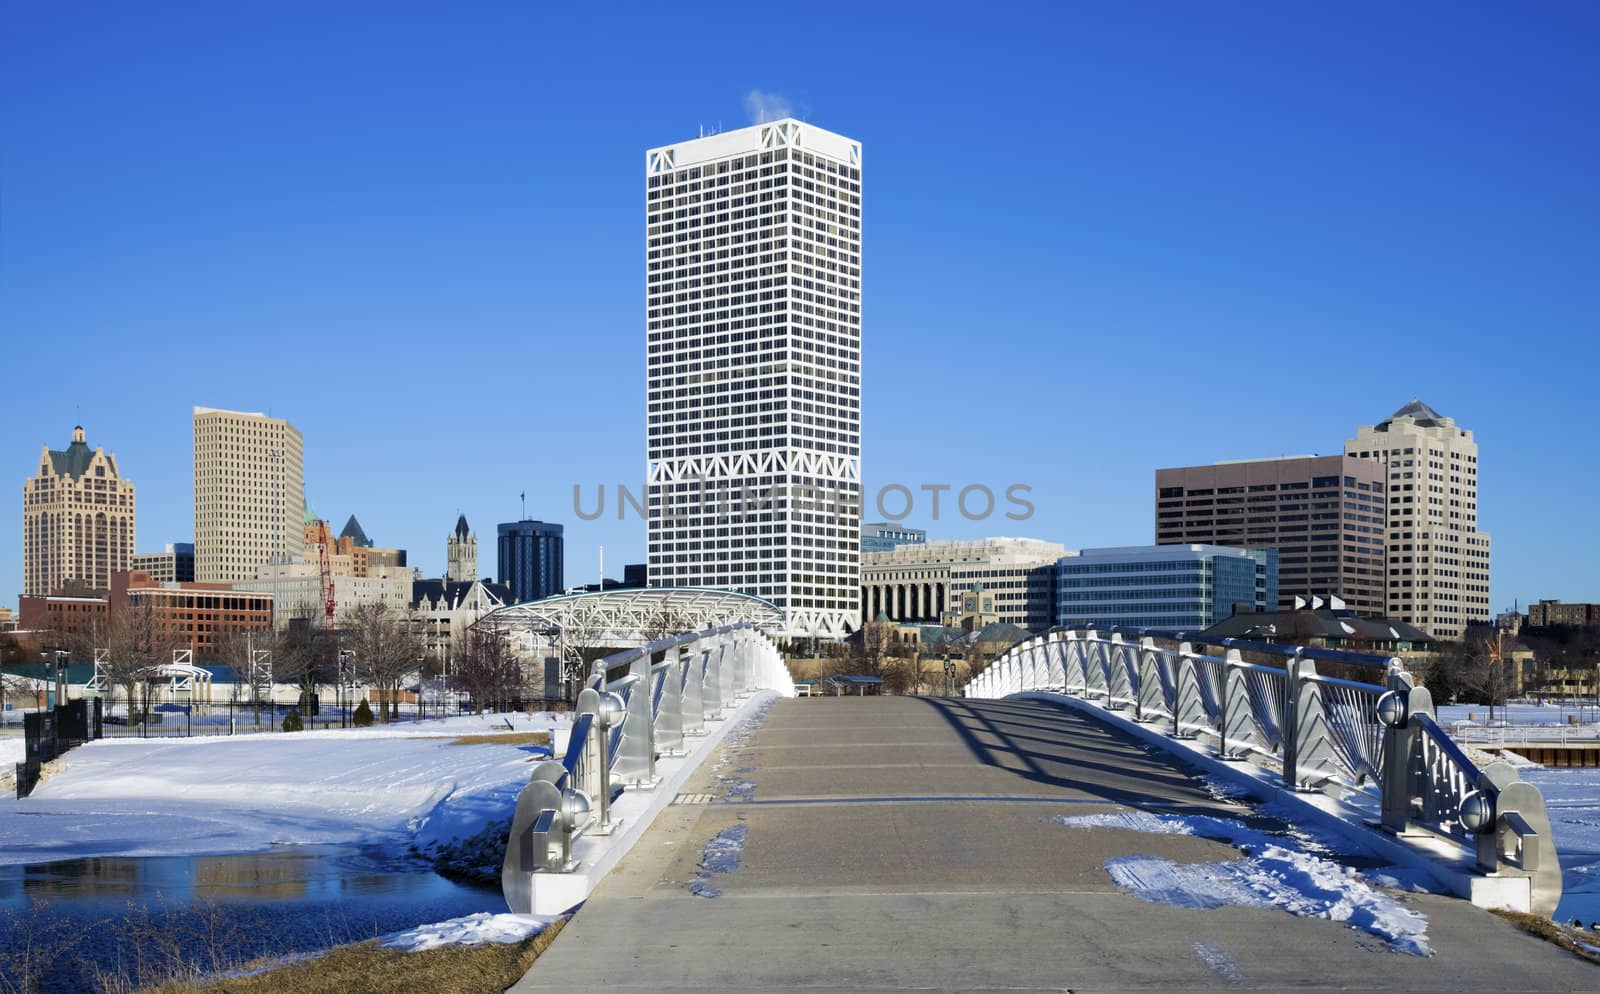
xmin=1283 ymin=650 xmax=1339 ymax=792
xmin=656 ymin=644 xmax=686 ymax=757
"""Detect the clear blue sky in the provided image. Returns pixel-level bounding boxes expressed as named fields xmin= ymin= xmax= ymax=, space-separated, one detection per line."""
xmin=3 ymin=2 xmax=1596 ymax=615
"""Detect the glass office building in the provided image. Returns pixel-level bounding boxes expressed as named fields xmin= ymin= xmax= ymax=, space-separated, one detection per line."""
xmin=497 ymin=520 xmax=564 ymax=605
xmin=1054 ymin=544 xmax=1277 ymax=632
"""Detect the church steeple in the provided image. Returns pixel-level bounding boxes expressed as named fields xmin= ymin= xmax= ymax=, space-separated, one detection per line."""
xmin=446 ymin=513 xmax=477 ymax=583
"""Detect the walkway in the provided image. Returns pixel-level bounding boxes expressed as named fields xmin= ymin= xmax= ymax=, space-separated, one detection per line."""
xmin=512 ymin=696 xmax=1596 ymax=992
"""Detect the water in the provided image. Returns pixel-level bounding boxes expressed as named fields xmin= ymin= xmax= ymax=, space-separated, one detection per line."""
xmin=0 ymin=846 xmax=501 ymax=993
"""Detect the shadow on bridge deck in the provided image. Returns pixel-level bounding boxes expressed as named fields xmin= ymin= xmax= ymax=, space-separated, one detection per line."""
xmin=511 ymin=695 xmax=1596 ymax=993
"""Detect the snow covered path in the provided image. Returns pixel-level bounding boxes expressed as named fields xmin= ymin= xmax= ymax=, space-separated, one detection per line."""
xmin=0 ymin=713 xmax=567 ymax=865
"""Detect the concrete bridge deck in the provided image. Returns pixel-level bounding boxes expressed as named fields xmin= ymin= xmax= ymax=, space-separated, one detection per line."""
xmin=511 ymin=696 xmax=1596 ymax=993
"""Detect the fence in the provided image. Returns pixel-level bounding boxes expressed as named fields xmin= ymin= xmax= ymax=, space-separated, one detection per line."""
xmin=964 ymin=627 xmax=1563 ymax=917
xmin=15 ymin=698 xmax=102 ymax=798
xmin=501 ymin=622 xmax=792 ymax=914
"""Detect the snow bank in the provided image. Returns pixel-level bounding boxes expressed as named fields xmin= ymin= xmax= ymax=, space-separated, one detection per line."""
xmin=1053 ymin=810 xmax=1433 ymax=955
xmin=0 ymin=737 xmax=21 ymax=768
xmin=0 ymin=713 xmax=569 ymax=866
xmin=379 ymin=911 xmax=556 ymax=951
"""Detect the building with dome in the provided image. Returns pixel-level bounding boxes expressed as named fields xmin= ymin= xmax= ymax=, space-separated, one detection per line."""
xmin=1346 ymin=399 xmax=1489 ymax=640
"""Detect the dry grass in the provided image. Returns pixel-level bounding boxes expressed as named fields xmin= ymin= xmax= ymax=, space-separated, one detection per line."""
xmin=448 ymin=731 xmax=551 ymax=748
xmin=134 ymin=918 xmax=565 ymax=994
xmin=1491 ymin=909 xmax=1600 ymax=965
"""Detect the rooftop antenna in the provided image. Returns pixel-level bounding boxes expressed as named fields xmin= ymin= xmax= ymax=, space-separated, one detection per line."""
xmin=520 ymin=491 xmax=526 ymax=520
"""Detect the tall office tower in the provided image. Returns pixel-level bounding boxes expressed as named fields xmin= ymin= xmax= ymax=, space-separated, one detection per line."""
xmin=193 ymin=407 xmax=305 ymax=582
xmin=497 ymin=519 xmax=564 ymax=603
xmin=645 ymin=118 xmax=863 ymax=637
xmin=447 ymin=514 xmax=477 ymax=583
xmin=23 ymin=426 xmax=136 ymax=595
xmin=1155 ymin=455 xmax=1386 ymax=615
xmin=1345 ymin=400 xmax=1489 ymax=641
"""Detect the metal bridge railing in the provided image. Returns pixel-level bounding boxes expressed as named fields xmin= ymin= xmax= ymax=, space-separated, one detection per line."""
xmin=501 ymin=622 xmax=789 ymax=914
xmin=966 ymin=627 xmax=1562 ymax=916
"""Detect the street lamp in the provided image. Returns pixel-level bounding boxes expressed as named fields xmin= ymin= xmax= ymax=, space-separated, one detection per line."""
xmin=337 ymin=650 xmax=351 ymax=728
xmin=40 ymin=649 xmax=69 ymax=710
xmin=415 ymin=652 xmax=425 ymax=722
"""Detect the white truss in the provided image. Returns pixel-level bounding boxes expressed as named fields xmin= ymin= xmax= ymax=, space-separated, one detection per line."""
xmin=473 ymin=587 xmax=785 ymax=649
xmin=648 ymin=449 xmax=861 ymax=484
xmin=760 ymin=121 xmax=802 ymax=150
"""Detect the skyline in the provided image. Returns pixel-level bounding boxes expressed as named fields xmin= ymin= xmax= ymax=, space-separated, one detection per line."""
xmin=4 ymin=4 xmax=1598 ymax=616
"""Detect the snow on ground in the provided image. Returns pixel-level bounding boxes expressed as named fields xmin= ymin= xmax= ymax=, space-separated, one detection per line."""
xmin=0 ymin=735 xmax=21 ymax=768
xmin=1051 ymin=810 xmax=1433 ymax=955
xmin=1437 ymin=701 xmax=1600 ymax=727
xmin=379 ymin=911 xmax=557 ymax=951
xmin=0 ymin=712 xmax=568 ymax=867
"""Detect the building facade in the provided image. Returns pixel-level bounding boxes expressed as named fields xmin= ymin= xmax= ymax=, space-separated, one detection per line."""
xmin=645 ymin=118 xmax=863 ymax=638
xmin=446 ymin=515 xmax=477 ymax=584
xmin=497 ymin=519 xmax=563 ymax=604
xmin=411 ymin=577 xmax=515 ymax=668
xmin=1155 ymin=455 xmax=1386 ymax=617
xmin=860 ymin=522 xmax=926 ymax=554
xmin=1526 ymin=600 xmax=1600 ymax=628
xmin=132 ymin=543 xmax=195 ymax=584
xmin=232 ymin=561 xmax=417 ymax=629
xmin=112 ymin=571 xmax=274 ymax=657
xmin=21 ymin=571 xmax=274 ymax=658
xmin=193 ymin=407 xmax=305 ymax=582
xmin=23 ymin=426 xmax=136 ymax=596
xmin=1054 ymin=544 xmax=1278 ymax=632
xmin=1345 ymin=400 xmax=1490 ymax=641
xmin=861 ymin=538 xmax=1065 ymax=632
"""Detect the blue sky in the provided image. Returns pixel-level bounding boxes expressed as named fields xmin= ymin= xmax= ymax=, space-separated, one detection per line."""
xmin=2 ymin=2 xmax=1596 ymax=613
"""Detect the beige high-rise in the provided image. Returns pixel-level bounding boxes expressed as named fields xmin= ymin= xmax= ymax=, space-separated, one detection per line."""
xmin=1345 ymin=400 xmax=1489 ymax=641
xmin=22 ymin=426 xmax=136 ymax=595
xmin=193 ymin=407 xmax=305 ymax=582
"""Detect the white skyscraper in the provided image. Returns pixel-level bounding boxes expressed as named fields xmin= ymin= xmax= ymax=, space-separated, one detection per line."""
xmin=193 ymin=406 xmax=305 ymax=583
xmin=645 ymin=118 xmax=862 ymax=637
xmin=1345 ymin=399 xmax=1490 ymax=641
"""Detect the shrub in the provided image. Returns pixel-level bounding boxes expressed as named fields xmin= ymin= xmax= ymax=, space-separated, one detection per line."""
xmin=352 ymin=698 xmax=375 ymax=727
xmin=281 ymin=708 xmax=304 ymax=732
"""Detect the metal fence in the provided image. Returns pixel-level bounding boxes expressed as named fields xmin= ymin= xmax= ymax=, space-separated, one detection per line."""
xmin=15 ymin=698 xmax=102 ymax=798
xmin=965 ymin=627 xmax=1563 ymax=917
xmin=501 ymin=623 xmax=791 ymax=914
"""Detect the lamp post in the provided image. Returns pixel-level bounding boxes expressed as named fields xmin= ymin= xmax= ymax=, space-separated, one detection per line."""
xmin=338 ymin=650 xmax=351 ymax=728
xmin=41 ymin=648 xmax=69 ymax=710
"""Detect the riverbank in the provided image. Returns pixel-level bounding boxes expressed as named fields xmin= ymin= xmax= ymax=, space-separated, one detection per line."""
xmin=133 ymin=914 xmax=567 ymax=994
xmin=0 ymin=712 xmax=567 ymax=867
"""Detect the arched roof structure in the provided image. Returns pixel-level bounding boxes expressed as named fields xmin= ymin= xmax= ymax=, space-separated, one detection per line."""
xmin=473 ymin=587 xmax=784 ymax=648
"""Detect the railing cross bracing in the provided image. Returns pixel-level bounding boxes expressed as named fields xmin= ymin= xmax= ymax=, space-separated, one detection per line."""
xmin=965 ymin=626 xmax=1562 ymax=917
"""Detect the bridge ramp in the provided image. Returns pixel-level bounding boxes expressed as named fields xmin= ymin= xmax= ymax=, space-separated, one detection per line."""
xmin=512 ymin=696 xmax=1595 ymax=992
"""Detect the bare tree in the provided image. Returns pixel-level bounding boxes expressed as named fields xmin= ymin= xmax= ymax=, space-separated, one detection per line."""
xmin=641 ymin=609 xmax=694 ymax=644
xmin=214 ymin=626 xmax=274 ymax=725
xmin=343 ymin=602 xmax=425 ymax=721
xmin=102 ymin=601 xmax=177 ymax=721
xmin=558 ymin=619 xmax=616 ymax=701
xmin=274 ymin=602 xmax=337 ymax=718
xmin=452 ymin=622 xmax=522 ymax=713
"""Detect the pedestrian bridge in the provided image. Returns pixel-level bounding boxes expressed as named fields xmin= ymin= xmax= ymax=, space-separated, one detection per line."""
xmin=504 ymin=627 xmax=1586 ymax=992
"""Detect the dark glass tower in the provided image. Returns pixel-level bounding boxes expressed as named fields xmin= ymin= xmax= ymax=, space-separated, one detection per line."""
xmin=497 ymin=520 xmax=564 ymax=604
